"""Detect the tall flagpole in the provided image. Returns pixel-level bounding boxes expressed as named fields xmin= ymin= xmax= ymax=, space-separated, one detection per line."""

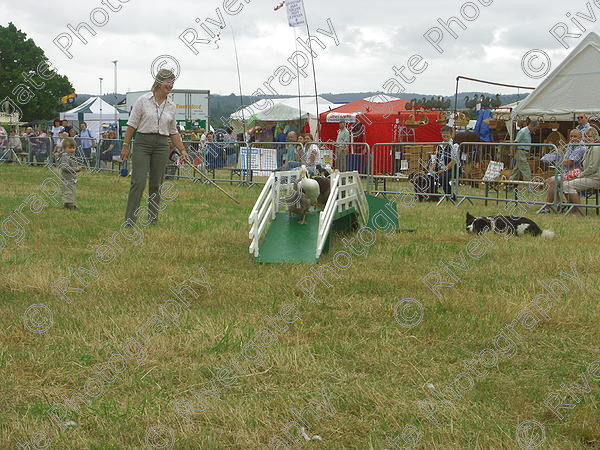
xmin=230 ymin=22 xmax=246 ymax=139
xmin=293 ymin=27 xmax=303 ymax=132
xmin=300 ymin=0 xmax=320 ymax=140
xmin=112 ymin=60 xmax=118 ymax=136
xmin=278 ymin=1 xmax=304 ymax=134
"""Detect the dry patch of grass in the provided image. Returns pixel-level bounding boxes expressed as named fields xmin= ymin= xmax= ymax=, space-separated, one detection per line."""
xmin=1 ymin=164 xmax=599 ymax=449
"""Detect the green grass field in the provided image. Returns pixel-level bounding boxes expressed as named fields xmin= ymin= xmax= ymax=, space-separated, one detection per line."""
xmin=1 ymin=164 xmax=598 ymax=449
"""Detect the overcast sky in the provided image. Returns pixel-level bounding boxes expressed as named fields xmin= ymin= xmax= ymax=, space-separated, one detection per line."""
xmin=0 ymin=0 xmax=591 ymax=96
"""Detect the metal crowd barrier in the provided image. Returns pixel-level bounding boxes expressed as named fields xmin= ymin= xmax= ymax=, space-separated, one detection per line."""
xmin=3 ymin=135 xmax=599 ymax=214
xmin=365 ymin=140 xmax=600 ymax=214
xmin=456 ymin=142 xmax=558 ymax=208
xmin=0 ymin=136 xmax=53 ymax=167
xmin=368 ymin=142 xmax=451 ymax=202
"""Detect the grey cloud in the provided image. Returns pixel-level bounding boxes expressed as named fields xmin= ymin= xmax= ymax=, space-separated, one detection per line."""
xmin=0 ymin=0 xmax=583 ymax=94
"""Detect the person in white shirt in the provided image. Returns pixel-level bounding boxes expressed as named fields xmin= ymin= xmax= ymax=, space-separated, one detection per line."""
xmin=304 ymin=133 xmax=322 ymax=175
xmin=51 ymin=119 xmax=64 ymax=145
xmin=120 ymin=69 xmax=188 ymax=225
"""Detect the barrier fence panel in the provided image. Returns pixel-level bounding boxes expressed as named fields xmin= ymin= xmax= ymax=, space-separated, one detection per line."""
xmin=371 ymin=142 xmax=441 ymax=177
xmin=3 ymin=135 xmax=599 ymax=214
xmin=457 ymin=142 xmax=560 ymax=208
xmin=1 ymin=137 xmax=54 ymax=167
xmin=243 ymin=141 xmax=370 ymax=180
xmin=320 ymin=141 xmax=371 ymax=175
xmin=369 ymin=142 xmax=451 ymax=201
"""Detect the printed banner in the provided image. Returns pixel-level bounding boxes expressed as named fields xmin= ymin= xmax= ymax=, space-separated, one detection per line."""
xmin=239 ymin=147 xmax=278 ymax=176
xmin=286 ymin=0 xmax=306 ymax=27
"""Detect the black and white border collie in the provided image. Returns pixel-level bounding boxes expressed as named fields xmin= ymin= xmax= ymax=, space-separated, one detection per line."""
xmin=466 ymin=213 xmax=555 ymax=238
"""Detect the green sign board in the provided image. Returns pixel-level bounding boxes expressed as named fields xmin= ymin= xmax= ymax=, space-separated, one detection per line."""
xmin=177 ymin=120 xmax=207 ymax=130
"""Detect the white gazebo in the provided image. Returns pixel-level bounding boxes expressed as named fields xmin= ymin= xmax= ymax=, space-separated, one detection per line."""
xmin=60 ymin=97 xmax=129 ymax=138
xmin=230 ymin=96 xmax=335 ymax=139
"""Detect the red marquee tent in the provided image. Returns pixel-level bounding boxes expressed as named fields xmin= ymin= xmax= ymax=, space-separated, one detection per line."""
xmin=319 ymin=95 xmax=444 ymax=174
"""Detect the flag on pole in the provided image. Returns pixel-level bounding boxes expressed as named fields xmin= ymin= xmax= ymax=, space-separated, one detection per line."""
xmin=60 ymin=93 xmax=77 ymax=105
xmin=286 ymin=0 xmax=306 ymax=27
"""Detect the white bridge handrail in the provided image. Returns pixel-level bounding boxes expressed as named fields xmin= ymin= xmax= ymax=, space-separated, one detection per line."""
xmin=248 ymin=173 xmax=275 ymax=257
xmin=249 ymin=170 xmax=368 ymax=260
xmin=316 ymin=171 xmax=368 ymax=259
xmin=248 ymin=170 xmax=301 ymax=257
xmin=316 ymin=173 xmax=340 ymax=259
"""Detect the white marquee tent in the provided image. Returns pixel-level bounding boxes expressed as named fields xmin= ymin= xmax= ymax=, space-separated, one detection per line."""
xmin=511 ymin=32 xmax=600 ymax=121
xmin=60 ymin=97 xmax=129 ymax=138
xmin=230 ymin=96 xmax=335 ymax=138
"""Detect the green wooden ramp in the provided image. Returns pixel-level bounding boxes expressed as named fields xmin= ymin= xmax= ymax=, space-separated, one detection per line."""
xmin=255 ymin=212 xmax=320 ymax=264
xmin=255 ymin=196 xmax=398 ymax=264
xmin=255 ymin=208 xmax=358 ymax=264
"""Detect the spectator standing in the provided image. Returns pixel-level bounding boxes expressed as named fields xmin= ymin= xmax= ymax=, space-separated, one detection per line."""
xmin=61 ymin=119 xmax=70 ymax=135
xmin=430 ymin=126 xmax=460 ymax=201
xmin=275 ymin=126 xmax=287 ymax=168
xmin=0 ymin=126 xmax=9 ymax=162
xmin=8 ymin=129 xmax=22 ymax=161
xmin=51 ymin=119 xmax=63 ymax=145
xmin=223 ymin=127 xmax=236 ymax=166
xmin=282 ymin=131 xmax=298 ymax=169
xmin=199 ymin=128 xmax=207 ymax=147
xmin=509 ymin=120 xmax=539 ymax=182
xmin=190 ymin=128 xmax=201 ymax=161
xmin=336 ymin=122 xmax=350 ymax=172
xmin=79 ymin=122 xmax=95 ymax=163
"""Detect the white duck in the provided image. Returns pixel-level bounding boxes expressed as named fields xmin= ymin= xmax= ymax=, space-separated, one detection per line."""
xmin=298 ymin=165 xmax=320 ymax=206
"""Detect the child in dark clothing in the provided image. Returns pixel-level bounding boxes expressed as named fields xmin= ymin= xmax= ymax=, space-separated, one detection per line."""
xmin=60 ymin=137 xmax=81 ymax=209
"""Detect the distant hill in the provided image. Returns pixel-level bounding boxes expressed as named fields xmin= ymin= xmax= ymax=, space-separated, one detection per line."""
xmin=71 ymin=93 xmax=126 ymax=107
xmin=73 ymin=91 xmax=530 ymax=128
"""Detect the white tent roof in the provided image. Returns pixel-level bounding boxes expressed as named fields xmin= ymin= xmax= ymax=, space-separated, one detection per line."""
xmin=512 ymin=32 xmax=600 ymax=119
xmin=230 ymin=96 xmax=335 ymax=122
xmin=60 ymin=96 xmax=129 ymax=121
xmin=362 ymin=94 xmax=400 ymax=103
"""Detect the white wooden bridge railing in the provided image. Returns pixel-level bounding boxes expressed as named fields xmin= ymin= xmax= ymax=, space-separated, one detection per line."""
xmin=249 ymin=170 xmax=368 ymax=260
xmin=248 ymin=173 xmax=275 ymax=257
xmin=316 ymin=171 xmax=368 ymax=259
xmin=248 ymin=170 xmax=301 ymax=257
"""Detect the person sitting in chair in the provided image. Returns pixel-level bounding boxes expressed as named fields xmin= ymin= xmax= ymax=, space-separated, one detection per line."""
xmin=562 ymin=126 xmax=600 ymax=216
xmin=541 ymin=129 xmax=586 ymax=212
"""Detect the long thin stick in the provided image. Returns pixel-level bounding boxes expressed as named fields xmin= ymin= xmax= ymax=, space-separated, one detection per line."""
xmin=172 ymin=149 xmax=240 ymax=204
xmin=185 ymin=159 xmax=240 ymax=204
